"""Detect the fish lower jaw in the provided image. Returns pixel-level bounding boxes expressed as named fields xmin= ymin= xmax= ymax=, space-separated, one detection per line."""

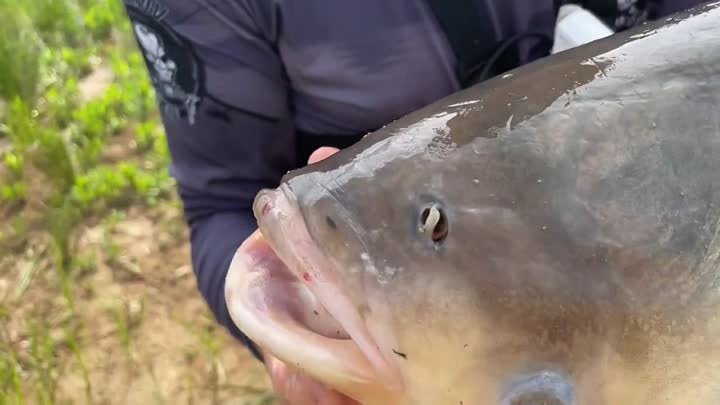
xmin=251 ymin=184 xmax=406 ymax=392
xmin=224 ymin=232 xmax=405 ymax=405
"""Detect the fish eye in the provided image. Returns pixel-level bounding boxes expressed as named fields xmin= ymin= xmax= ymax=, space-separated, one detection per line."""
xmin=419 ymin=203 xmax=449 ymax=244
xmin=502 ymin=371 xmax=575 ymax=405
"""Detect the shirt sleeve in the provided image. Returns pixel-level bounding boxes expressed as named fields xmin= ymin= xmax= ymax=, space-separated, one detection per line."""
xmin=122 ymin=0 xmax=295 ymax=361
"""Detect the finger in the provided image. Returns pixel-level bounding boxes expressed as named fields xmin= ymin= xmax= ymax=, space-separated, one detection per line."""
xmin=308 ymin=147 xmax=340 ymax=165
xmin=266 ymin=354 xmax=360 ymax=405
xmin=283 ymin=373 xmax=359 ymax=405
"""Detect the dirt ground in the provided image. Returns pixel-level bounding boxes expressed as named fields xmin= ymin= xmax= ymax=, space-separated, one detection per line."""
xmin=0 ymin=183 xmax=275 ymax=405
xmin=0 ymin=33 xmax=275 ymax=404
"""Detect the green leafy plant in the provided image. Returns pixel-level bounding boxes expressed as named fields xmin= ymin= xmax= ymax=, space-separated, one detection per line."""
xmin=0 ymin=5 xmax=46 ymax=103
xmin=0 ymin=2 xmax=256 ymax=404
xmin=22 ymin=0 xmax=87 ymax=48
xmin=84 ymin=1 xmax=128 ymax=41
xmin=28 ymin=319 xmax=60 ymax=405
xmin=0 ymin=339 xmax=25 ymax=405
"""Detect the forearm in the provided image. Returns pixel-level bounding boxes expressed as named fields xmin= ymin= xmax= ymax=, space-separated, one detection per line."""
xmin=189 ymin=209 xmax=264 ymax=361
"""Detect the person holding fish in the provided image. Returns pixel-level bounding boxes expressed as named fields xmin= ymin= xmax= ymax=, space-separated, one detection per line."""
xmin=122 ymin=0 xmax=707 ymax=403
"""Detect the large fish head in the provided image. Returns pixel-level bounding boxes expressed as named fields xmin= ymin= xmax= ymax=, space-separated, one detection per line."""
xmin=225 ymin=3 xmax=720 ymax=405
xmin=226 ymin=108 xmax=605 ymax=405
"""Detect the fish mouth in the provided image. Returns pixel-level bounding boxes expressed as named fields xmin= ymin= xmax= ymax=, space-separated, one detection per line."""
xmin=225 ymin=183 xmax=404 ymax=394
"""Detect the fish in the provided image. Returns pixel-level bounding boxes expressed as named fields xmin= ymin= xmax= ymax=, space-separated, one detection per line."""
xmin=224 ymin=2 xmax=720 ymax=405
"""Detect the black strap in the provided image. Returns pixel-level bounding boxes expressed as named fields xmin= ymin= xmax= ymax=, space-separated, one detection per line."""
xmin=295 ymin=130 xmax=368 ymax=165
xmin=577 ymin=0 xmax=625 ymax=21
xmin=425 ymin=0 xmax=500 ymax=87
xmin=476 ymin=32 xmax=554 ymax=83
xmin=426 ymin=0 xmax=557 ymax=87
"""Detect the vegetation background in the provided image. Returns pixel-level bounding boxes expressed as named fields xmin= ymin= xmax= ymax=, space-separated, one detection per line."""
xmin=0 ymin=1 xmax=275 ymax=404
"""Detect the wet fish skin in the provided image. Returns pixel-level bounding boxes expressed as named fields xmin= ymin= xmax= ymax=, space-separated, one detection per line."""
xmin=231 ymin=3 xmax=720 ymax=405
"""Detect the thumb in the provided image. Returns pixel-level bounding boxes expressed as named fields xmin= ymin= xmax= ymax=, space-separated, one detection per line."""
xmin=308 ymin=147 xmax=340 ymax=165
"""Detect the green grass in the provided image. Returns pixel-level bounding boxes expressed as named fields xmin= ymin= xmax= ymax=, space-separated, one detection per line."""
xmin=0 ymin=1 xmax=275 ymax=404
xmin=0 ymin=0 xmax=173 ymax=258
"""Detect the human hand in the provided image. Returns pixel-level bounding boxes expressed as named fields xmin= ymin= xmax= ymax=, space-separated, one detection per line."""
xmin=262 ymin=347 xmax=360 ymax=405
xmin=256 ymin=146 xmax=359 ymax=405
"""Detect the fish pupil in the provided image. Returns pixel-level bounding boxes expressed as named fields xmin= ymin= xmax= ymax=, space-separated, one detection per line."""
xmin=507 ymin=392 xmax=565 ymax=405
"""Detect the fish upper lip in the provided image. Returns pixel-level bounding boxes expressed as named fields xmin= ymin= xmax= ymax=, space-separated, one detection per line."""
xmin=252 ymin=184 xmax=404 ymax=390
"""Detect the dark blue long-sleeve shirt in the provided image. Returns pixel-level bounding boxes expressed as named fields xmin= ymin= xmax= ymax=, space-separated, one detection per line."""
xmin=121 ymin=0 xmax=705 ymax=361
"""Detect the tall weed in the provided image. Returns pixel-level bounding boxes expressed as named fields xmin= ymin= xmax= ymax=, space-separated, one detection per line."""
xmin=0 ymin=6 xmax=46 ymax=103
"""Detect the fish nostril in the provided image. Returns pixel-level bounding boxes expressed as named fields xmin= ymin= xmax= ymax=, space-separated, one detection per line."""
xmin=325 ymin=216 xmax=337 ymax=230
xmin=502 ymin=371 xmax=575 ymax=405
xmin=253 ymin=192 xmax=274 ymax=217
